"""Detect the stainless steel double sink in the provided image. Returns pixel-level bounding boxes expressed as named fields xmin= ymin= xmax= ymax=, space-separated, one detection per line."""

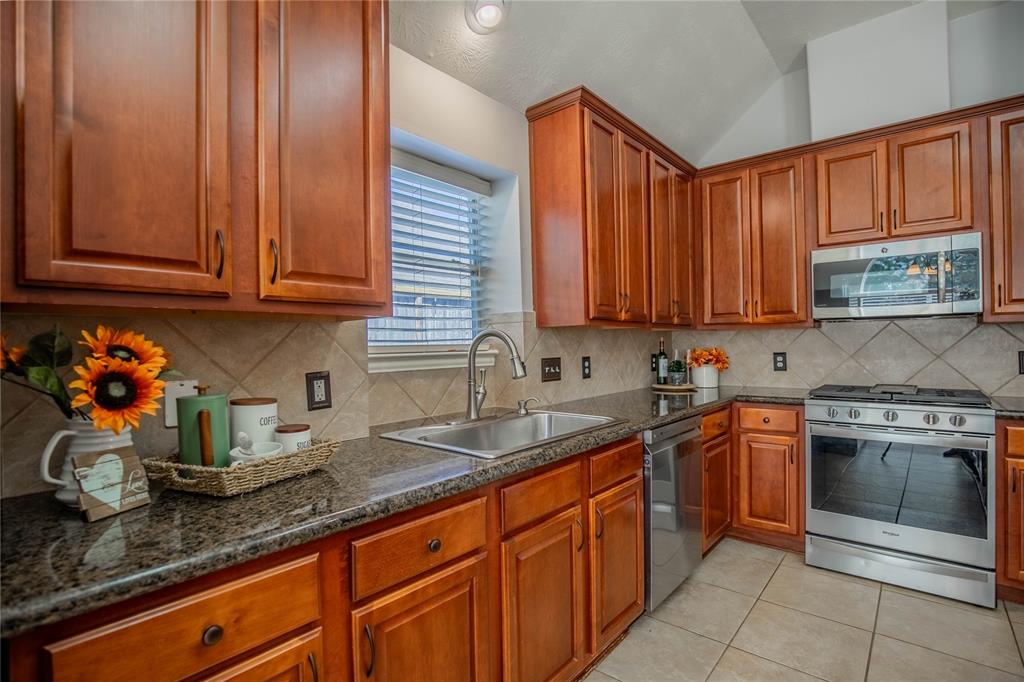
xmin=380 ymin=411 xmax=625 ymax=459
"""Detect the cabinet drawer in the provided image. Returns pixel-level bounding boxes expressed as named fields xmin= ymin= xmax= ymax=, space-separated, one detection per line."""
xmin=501 ymin=462 xmax=582 ymax=535
xmin=702 ymin=408 xmax=731 ymax=442
xmin=738 ymin=406 xmax=798 ymax=434
xmin=201 ymin=628 xmax=323 ymax=681
xmin=45 ymin=555 xmax=321 ymax=682
xmin=352 ymin=497 xmax=486 ymax=601
xmin=1008 ymin=427 xmax=1024 ymax=456
xmin=589 ymin=440 xmax=643 ymax=495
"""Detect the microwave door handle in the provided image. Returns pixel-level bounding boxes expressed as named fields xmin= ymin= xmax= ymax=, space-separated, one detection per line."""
xmin=808 ymin=423 xmax=991 ymax=453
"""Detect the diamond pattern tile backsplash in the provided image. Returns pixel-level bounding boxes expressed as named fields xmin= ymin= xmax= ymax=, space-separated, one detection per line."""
xmin=2 ymin=312 xmax=1021 ymax=498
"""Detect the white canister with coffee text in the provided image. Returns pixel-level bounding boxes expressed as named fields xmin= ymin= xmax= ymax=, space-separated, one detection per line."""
xmin=229 ymin=398 xmax=278 ymax=448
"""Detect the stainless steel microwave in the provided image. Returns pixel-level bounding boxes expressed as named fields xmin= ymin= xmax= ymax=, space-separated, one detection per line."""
xmin=811 ymin=233 xmax=982 ymax=319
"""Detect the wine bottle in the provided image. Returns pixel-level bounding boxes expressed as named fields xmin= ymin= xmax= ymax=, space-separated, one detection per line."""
xmin=656 ymin=338 xmax=668 ymax=385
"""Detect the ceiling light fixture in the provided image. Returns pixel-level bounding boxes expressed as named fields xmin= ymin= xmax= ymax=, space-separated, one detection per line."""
xmin=465 ymin=0 xmax=507 ymax=34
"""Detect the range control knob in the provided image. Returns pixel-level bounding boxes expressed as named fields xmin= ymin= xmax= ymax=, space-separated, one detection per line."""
xmin=848 ymin=408 xmax=861 ymax=419
xmin=825 ymin=407 xmax=839 ymax=418
xmin=923 ymin=413 xmax=940 ymax=425
xmin=883 ymin=410 xmax=899 ymax=423
xmin=949 ymin=414 xmax=967 ymax=427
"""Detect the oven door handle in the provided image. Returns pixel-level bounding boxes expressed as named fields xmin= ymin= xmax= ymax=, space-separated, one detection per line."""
xmin=807 ymin=423 xmax=991 ymax=452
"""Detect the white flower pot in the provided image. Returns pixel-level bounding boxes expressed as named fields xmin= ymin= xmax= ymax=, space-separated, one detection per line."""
xmin=691 ymin=366 xmax=719 ymax=389
xmin=40 ymin=418 xmax=133 ymax=508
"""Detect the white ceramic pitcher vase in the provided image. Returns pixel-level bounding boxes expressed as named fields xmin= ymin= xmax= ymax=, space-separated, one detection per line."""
xmin=40 ymin=418 xmax=133 ymax=508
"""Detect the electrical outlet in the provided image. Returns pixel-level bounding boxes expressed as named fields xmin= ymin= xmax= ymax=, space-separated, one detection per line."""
xmin=582 ymin=356 xmax=592 ymax=379
xmin=773 ymin=352 xmax=788 ymax=371
xmin=1019 ymin=350 xmax=1024 ymax=375
xmin=651 ymin=354 xmax=657 ymax=372
xmin=305 ymin=371 xmax=332 ymax=411
xmin=541 ymin=357 xmax=562 ymax=382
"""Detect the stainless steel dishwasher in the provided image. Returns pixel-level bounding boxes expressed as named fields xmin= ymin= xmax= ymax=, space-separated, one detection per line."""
xmin=643 ymin=416 xmax=703 ymax=612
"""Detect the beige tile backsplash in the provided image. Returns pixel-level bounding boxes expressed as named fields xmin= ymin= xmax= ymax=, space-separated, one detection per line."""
xmin=2 ymin=312 xmax=1022 ymax=498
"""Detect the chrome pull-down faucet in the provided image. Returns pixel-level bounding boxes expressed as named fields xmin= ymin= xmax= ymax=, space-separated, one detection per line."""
xmin=464 ymin=329 xmax=527 ymax=422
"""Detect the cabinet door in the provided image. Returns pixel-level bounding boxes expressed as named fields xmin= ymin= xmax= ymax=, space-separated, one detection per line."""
xmin=816 ymin=141 xmax=888 ymax=246
xmin=589 ymin=476 xmax=644 ymax=653
xmin=584 ymin=109 xmax=622 ymax=322
xmin=1006 ymin=458 xmax=1024 ymax=584
xmin=618 ymin=134 xmax=650 ymax=323
xmin=353 ymin=554 xmax=489 ymax=682
xmin=502 ymin=506 xmax=585 ymax=682
xmin=701 ymin=170 xmax=750 ymax=324
xmin=202 ymin=629 xmax=323 ymax=682
xmin=703 ymin=436 xmax=731 ymax=552
xmin=990 ymin=109 xmax=1024 ymax=316
xmin=736 ymin=432 xmax=799 ymax=535
xmin=670 ymin=170 xmax=694 ymax=326
xmin=649 ymin=154 xmax=675 ymax=325
xmin=17 ymin=0 xmax=231 ymax=296
xmin=750 ymin=159 xmax=806 ymax=324
xmin=258 ymin=0 xmax=389 ymax=305
xmin=890 ymin=122 xmax=972 ymax=237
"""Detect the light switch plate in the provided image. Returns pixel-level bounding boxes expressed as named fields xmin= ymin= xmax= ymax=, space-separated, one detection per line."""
xmin=541 ymin=357 xmax=562 ymax=382
xmin=164 ymin=380 xmax=199 ymax=428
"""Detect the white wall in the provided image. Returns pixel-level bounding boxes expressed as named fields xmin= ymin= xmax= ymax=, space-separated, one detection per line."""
xmin=389 ymin=45 xmax=532 ymax=313
xmin=807 ymin=1 xmax=951 ymax=140
xmin=949 ymin=1 xmax=1024 ymax=108
xmin=699 ymin=68 xmax=810 ymax=167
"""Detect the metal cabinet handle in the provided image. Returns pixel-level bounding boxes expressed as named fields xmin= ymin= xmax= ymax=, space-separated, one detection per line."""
xmin=789 ymin=443 xmax=794 ymax=465
xmin=893 ymin=208 xmax=897 ymax=228
xmin=596 ymin=508 xmax=605 ymax=539
xmin=880 ymin=211 xmax=884 ymax=228
xmin=215 ymin=230 xmax=225 ymax=279
xmin=998 ymin=284 xmax=1003 ymax=307
xmin=1013 ymin=467 xmax=1018 ymax=495
xmin=754 ymin=300 xmax=759 ymax=318
xmin=717 ymin=421 xmax=725 ymax=428
xmin=364 ymin=624 xmax=375 ymax=678
xmin=763 ymin=416 xmax=770 ymax=424
xmin=744 ymin=300 xmax=749 ymax=317
xmin=427 ymin=538 xmax=442 ymax=553
xmin=202 ymin=624 xmax=223 ymax=646
xmin=270 ymin=238 xmax=280 ymax=285
xmin=574 ymin=516 xmax=584 ymax=551
xmin=308 ymin=653 xmax=320 ymax=682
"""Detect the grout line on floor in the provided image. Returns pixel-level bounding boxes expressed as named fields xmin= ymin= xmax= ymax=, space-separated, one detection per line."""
xmin=1009 ymin=617 xmax=1024 ymax=670
xmin=872 ymin=630 xmax=1024 ymax=678
xmin=863 ymin=581 xmax=883 ymax=682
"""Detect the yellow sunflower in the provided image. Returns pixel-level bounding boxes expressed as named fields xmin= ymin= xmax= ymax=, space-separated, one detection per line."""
xmin=79 ymin=325 xmax=167 ymax=374
xmin=0 ymin=334 xmax=25 ymax=373
xmin=70 ymin=357 xmax=166 ymax=434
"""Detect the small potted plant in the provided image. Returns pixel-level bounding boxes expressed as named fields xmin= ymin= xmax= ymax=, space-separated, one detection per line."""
xmin=667 ymin=359 xmax=687 ymax=386
xmin=688 ymin=347 xmax=729 ymax=388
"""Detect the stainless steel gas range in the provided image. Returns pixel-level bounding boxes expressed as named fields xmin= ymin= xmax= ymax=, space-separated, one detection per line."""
xmin=805 ymin=384 xmax=996 ymax=607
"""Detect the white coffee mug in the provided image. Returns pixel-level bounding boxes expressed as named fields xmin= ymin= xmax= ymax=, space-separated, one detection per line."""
xmin=275 ymin=424 xmax=312 ymax=454
xmin=229 ymin=398 xmax=278 ymax=447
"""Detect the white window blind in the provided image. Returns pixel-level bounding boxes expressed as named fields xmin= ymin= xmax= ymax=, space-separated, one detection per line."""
xmin=368 ymin=165 xmax=489 ymax=346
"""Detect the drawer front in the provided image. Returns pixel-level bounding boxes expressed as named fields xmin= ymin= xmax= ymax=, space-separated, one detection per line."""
xmin=46 ymin=555 xmax=321 ymax=682
xmin=201 ymin=628 xmax=323 ymax=681
xmin=501 ymin=461 xmax=582 ymax=535
xmin=738 ymin=406 xmax=798 ymax=434
xmin=589 ymin=440 xmax=643 ymax=495
xmin=1008 ymin=426 xmax=1024 ymax=456
xmin=352 ymin=497 xmax=486 ymax=601
xmin=701 ymin=408 xmax=731 ymax=442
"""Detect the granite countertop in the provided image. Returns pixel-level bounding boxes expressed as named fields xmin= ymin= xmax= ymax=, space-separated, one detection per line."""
xmin=994 ymin=396 xmax=1024 ymax=420
xmin=0 ymin=384 xmax=820 ymax=638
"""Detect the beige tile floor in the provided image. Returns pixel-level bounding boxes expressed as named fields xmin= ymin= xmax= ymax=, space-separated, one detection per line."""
xmin=586 ymin=538 xmax=1024 ymax=682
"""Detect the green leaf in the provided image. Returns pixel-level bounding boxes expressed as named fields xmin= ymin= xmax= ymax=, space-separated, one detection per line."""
xmin=23 ymin=365 xmax=74 ymax=418
xmin=25 ymin=326 xmax=74 ymax=368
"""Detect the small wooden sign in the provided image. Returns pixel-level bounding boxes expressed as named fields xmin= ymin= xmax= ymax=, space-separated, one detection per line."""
xmin=71 ymin=446 xmax=151 ymax=522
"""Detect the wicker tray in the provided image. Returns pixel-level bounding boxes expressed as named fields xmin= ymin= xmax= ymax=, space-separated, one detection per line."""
xmin=143 ymin=439 xmax=340 ymax=497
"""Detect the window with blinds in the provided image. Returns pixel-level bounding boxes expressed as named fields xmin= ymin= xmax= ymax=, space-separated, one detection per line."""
xmin=368 ymin=163 xmax=489 ymax=347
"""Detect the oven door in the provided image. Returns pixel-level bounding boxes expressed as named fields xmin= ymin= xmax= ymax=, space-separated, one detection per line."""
xmin=811 ymin=233 xmax=982 ymax=319
xmin=806 ymin=422 xmax=994 ymax=568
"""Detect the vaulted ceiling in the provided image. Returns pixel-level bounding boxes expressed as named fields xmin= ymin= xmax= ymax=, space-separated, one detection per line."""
xmin=390 ymin=1 xmax=1002 ymax=164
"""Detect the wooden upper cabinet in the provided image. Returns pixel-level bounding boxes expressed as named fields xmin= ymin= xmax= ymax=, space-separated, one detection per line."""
xmin=701 ymin=170 xmax=750 ymax=324
xmin=258 ymin=0 xmax=389 ymax=305
xmin=735 ymin=432 xmax=800 ymax=536
xmin=650 ymin=154 xmax=693 ymax=327
xmin=588 ymin=476 xmax=644 ymax=653
xmin=17 ymin=0 xmax=231 ymax=296
xmin=749 ymin=159 xmax=806 ymax=324
xmin=989 ymin=109 xmax=1024 ymax=317
xmin=584 ymin=109 xmax=623 ymax=322
xmin=815 ymin=140 xmax=888 ymax=246
xmin=889 ymin=122 xmax=972 ymax=237
xmin=618 ymin=134 xmax=650 ymax=323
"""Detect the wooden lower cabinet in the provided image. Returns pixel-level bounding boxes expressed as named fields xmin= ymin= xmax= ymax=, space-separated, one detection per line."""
xmin=589 ymin=476 xmax=644 ymax=652
xmin=735 ymin=432 xmax=800 ymax=536
xmin=203 ymin=628 xmax=323 ymax=682
xmin=999 ymin=423 xmax=1024 ymax=591
xmin=1005 ymin=457 xmax=1024 ymax=584
xmin=502 ymin=506 xmax=586 ymax=682
xmin=702 ymin=435 xmax=731 ymax=551
xmin=352 ymin=554 xmax=489 ymax=682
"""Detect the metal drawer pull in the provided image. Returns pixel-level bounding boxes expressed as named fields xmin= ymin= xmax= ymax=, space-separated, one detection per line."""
xmin=717 ymin=421 xmax=725 ymax=428
xmin=789 ymin=443 xmax=794 ymax=465
xmin=270 ymin=238 xmax=280 ymax=284
xmin=596 ymin=508 xmax=605 ymax=539
xmin=998 ymin=284 xmax=1003 ymax=307
xmin=308 ymin=653 xmax=320 ymax=682
xmin=893 ymin=208 xmax=897 ymax=227
xmin=763 ymin=416 xmax=770 ymax=424
xmin=1014 ymin=469 xmax=1018 ymax=494
xmin=364 ymin=624 xmax=375 ymax=678
xmin=202 ymin=624 xmax=223 ymax=646
xmin=880 ymin=211 xmax=883 ymax=228
xmin=575 ymin=517 xmax=584 ymax=551
xmin=215 ymin=229 xmax=225 ymax=279
xmin=427 ymin=538 xmax=442 ymax=553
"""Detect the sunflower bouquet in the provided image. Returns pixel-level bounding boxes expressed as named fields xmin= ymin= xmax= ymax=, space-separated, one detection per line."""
xmin=1 ymin=325 xmax=170 ymax=434
xmin=688 ymin=347 xmax=730 ymax=371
